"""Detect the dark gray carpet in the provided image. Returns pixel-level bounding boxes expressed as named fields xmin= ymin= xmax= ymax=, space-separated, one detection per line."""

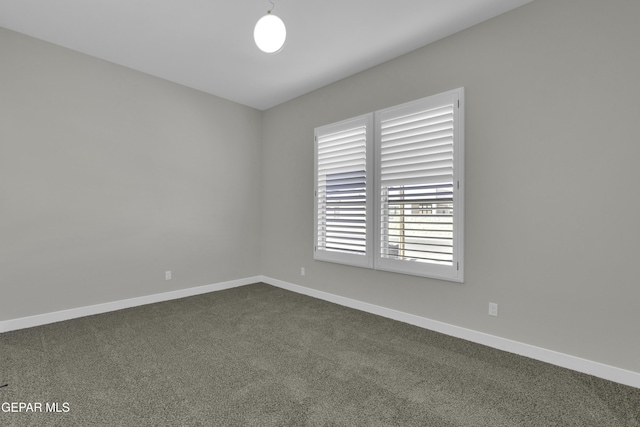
xmin=1 ymin=282 xmax=638 ymax=426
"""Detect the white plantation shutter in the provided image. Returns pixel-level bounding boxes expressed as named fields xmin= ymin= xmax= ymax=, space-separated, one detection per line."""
xmin=314 ymin=114 xmax=373 ymax=267
xmin=375 ymin=89 xmax=463 ymax=281
xmin=313 ymin=88 xmax=463 ymax=281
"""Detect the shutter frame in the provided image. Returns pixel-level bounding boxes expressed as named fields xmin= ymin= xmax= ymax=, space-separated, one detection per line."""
xmin=314 ymin=114 xmax=374 ymax=268
xmin=374 ymin=88 xmax=464 ymax=282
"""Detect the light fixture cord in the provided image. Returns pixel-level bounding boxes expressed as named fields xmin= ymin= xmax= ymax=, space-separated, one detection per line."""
xmin=267 ymin=0 xmax=275 ymax=13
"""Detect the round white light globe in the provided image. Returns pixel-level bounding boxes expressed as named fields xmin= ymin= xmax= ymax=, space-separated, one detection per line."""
xmin=254 ymin=14 xmax=286 ymax=53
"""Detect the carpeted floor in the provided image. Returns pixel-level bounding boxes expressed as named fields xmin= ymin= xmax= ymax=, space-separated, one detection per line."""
xmin=1 ymin=282 xmax=638 ymax=426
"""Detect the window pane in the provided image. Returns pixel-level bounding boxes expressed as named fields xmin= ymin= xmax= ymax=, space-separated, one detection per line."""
xmin=381 ymin=183 xmax=453 ymax=265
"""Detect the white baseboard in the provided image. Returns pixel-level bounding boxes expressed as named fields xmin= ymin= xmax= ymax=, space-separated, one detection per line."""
xmin=0 ymin=276 xmax=260 ymax=334
xmin=260 ymin=276 xmax=640 ymax=390
xmin=2 ymin=275 xmax=638 ymax=389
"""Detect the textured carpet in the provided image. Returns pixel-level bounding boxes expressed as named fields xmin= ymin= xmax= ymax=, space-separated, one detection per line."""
xmin=0 ymin=282 xmax=638 ymax=426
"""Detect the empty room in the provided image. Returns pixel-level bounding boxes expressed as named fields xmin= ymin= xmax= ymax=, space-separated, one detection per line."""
xmin=1 ymin=0 xmax=639 ymax=425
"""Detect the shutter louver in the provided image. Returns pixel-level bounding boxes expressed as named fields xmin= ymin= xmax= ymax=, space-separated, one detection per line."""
xmin=379 ymin=104 xmax=455 ymax=266
xmin=316 ymin=120 xmax=369 ymax=257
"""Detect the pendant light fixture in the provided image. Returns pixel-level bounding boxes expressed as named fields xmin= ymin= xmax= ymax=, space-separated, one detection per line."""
xmin=254 ymin=1 xmax=286 ymax=53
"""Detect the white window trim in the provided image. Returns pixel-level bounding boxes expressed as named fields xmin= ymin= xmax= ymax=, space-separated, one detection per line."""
xmin=314 ymin=88 xmax=464 ymax=282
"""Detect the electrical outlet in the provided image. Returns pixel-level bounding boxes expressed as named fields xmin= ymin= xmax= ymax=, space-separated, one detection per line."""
xmin=165 ymin=271 xmax=172 ymax=280
xmin=489 ymin=302 xmax=498 ymax=317
xmin=301 ymin=267 xmax=305 ymax=276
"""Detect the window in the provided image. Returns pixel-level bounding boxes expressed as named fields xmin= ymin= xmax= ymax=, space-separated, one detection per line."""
xmin=314 ymin=88 xmax=464 ymax=282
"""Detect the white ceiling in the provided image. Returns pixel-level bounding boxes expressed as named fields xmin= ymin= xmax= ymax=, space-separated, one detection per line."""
xmin=0 ymin=0 xmax=533 ymax=110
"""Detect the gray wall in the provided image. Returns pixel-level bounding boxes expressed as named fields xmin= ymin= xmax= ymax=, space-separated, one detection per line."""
xmin=0 ymin=28 xmax=263 ymax=320
xmin=261 ymin=0 xmax=640 ymax=373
